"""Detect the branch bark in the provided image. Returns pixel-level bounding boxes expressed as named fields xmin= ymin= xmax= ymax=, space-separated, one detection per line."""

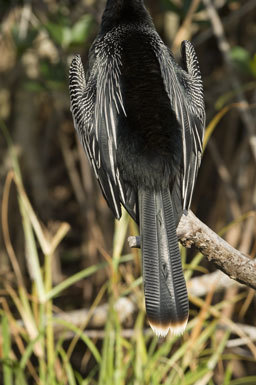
xmin=128 ymin=210 xmax=256 ymax=290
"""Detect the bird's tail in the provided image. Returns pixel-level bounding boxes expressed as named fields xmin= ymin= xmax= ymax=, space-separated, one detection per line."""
xmin=139 ymin=188 xmax=189 ymax=337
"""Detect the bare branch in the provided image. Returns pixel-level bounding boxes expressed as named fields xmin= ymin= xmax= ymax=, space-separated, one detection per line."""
xmin=128 ymin=210 xmax=256 ymax=290
xmin=194 ymin=0 xmax=256 ymax=46
xmin=202 ymin=0 xmax=256 ymax=162
xmin=187 ymin=270 xmax=241 ymax=297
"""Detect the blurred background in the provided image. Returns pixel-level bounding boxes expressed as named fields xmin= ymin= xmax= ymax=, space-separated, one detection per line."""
xmin=0 ymin=0 xmax=256 ymax=384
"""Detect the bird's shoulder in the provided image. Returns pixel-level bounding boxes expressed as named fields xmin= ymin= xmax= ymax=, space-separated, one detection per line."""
xmin=91 ymin=24 xmax=164 ymax=60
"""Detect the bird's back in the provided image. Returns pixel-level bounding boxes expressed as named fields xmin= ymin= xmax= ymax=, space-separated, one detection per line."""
xmin=109 ymin=26 xmax=183 ymax=191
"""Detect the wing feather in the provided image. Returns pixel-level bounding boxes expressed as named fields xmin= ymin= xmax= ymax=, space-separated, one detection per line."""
xmin=69 ymin=53 xmax=125 ymax=219
xmin=69 ymin=47 xmax=137 ymax=220
xmin=69 ymin=36 xmax=204 ymax=220
xmin=154 ymin=38 xmax=205 ymax=210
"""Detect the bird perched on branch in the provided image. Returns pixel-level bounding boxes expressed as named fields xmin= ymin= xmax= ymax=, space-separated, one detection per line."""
xmin=69 ymin=0 xmax=205 ymax=337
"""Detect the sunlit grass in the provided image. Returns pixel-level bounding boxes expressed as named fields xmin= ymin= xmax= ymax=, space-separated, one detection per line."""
xmin=1 ymin=123 xmax=256 ymax=384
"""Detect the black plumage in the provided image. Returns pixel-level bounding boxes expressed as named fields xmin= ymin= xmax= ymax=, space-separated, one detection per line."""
xmin=69 ymin=0 xmax=205 ymax=336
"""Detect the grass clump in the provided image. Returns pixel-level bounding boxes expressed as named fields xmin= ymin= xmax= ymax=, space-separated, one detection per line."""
xmin=1 ymin=124 xmax=256 ymax=384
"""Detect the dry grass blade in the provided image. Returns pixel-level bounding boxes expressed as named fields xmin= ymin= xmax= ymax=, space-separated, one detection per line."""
xmin=13 ymin=173 xmax=70 ymax=268
xmin=194 ymin=371 xmax=214 ymax=385
xmin=5 ymin=284 xmax=43 ymax=358
xmin=183 ymin=284 xmax=216 ymax=368
xmin=48 ymin=222 xmax=71 ymax=256
xmin=13 ymin=173 xmax=51 ymax=256
xmin=238 ymin=288 xmax=255 ymax=321
xmin=190 ymin=295 xmax=256 ymax=359
xmin=203 ymin=102 xmax=248 ymax=151
xmin=172 ymin=0 xmax=201 ymax=52
xmin=66 ymin=282 xmax=107 ymax=360
xmin=1 ymin=171 xmax=24 ymax=287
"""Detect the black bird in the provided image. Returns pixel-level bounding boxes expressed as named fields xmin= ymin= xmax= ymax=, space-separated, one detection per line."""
xmin=69 ymin=0 xmax=205 ymax=337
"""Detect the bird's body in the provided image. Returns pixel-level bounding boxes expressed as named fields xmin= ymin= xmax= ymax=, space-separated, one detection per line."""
xmin=117 ymin=27 xmax=183 ymax=192
xmin=69 ymin=0 xmax=205 ymax=336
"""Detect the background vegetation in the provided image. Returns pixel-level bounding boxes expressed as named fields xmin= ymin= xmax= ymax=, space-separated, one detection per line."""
xmin=0 ymin=0 xmax=256 ymax=384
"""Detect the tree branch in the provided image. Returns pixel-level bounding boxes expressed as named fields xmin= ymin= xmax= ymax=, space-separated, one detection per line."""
xmin=202 ymin=0 xmax=256 ymax=162
xmin=128 ymin=210 xmax=256 ymax=290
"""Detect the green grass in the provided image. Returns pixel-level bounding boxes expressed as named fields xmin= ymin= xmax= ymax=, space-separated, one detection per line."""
xmin=1 ymin=124 xmax=256 ymax=384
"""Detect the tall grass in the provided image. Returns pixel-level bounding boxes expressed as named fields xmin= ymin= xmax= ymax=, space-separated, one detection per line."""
xmin=1 ymin=124 xmax=256 ymax=384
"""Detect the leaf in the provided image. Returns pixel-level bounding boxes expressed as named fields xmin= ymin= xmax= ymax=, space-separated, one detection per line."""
xmin=230 ymin=46 xmax=252 ymax=75
xmin=45 ymin=22 xmax=66 ymax=46
xmin=70 ymin=15 xmax=92 ymax=45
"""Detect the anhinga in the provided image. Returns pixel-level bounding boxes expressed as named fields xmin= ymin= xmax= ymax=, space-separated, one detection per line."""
xmin=69 ymin=0 xmax=205 ymax=337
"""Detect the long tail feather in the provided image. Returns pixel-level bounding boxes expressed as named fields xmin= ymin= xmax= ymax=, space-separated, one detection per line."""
xmin=139 ymin=188 xmax=188 ymax=337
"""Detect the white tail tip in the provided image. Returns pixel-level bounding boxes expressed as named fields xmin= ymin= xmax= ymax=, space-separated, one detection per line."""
xmin=149 ymin=318 xmax=188 ymax=338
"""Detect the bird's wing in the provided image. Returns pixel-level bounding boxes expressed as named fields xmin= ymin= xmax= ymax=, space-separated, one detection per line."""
xmin=155 ymin=39 xmax=205 ymax=211
xmin=69 ymin=53 xmax=137 ymax=221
